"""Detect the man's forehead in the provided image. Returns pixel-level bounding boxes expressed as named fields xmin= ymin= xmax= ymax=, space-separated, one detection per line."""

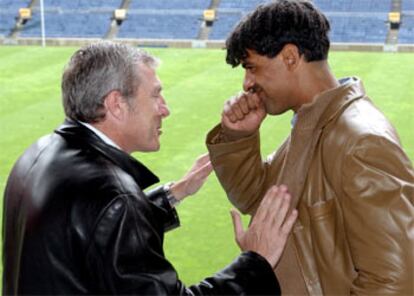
xmin=138 ymin=64 xmax=160 ymax=82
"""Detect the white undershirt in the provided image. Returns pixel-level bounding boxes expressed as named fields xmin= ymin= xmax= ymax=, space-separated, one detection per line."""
xmin=78 ymin=121 xmax=121 ymax=150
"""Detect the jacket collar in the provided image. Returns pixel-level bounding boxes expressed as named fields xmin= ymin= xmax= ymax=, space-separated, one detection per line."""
xmin=294 ymin=77 xmax=366 ymax=132
xmin=54 ymin=119 xmax=159 ymax=190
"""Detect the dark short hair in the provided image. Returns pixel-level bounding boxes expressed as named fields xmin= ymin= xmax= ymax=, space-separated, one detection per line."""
xmin=225 ymin=0 xmax=331 ymax=67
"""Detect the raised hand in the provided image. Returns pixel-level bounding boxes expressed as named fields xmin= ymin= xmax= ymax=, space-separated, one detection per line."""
xmin=230 ymin=185 xmax=297 ymax=268
xmin=221 ymin=91 xmax=267 ymax=140
xmin=170 ymin=153 xmax=213 ymax=201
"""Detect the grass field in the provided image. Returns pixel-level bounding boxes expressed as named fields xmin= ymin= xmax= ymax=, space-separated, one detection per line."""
xmin=0 ymin=46 xmax=413 ymax=288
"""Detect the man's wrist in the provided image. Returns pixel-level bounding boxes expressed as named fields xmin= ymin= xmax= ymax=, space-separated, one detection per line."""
xmin=163 ymin=182 xmax=181 ymax=207
xmin=221 ymin=126 xmax=255 ymax=142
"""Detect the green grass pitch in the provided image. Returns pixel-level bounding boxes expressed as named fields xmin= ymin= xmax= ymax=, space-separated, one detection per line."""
xmin=0 ymin=46 xmax=413 ymax=288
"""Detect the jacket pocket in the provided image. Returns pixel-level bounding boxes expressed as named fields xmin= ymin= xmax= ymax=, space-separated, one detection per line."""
xmin=308 ymin=198 xmax=355 ymax=295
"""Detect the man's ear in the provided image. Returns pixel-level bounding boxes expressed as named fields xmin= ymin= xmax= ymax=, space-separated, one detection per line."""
xmin=103 ymin=90 xmax=127 ymax=121
xmin=280 ymin=44 xmax=301 ymax=70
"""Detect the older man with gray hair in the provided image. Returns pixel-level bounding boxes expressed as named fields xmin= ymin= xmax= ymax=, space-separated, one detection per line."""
xmin=3 ymin=41 xmax=297 ymax=295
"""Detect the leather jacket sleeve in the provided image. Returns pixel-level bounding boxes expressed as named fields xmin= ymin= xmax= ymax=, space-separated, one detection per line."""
xmin=85 ymin=194 xmax=281 ymax=295
xmin=342 ymin=135 xmax=414 ymax=295
xmin=146 ymin=185 xmax=180 ymax=232
xmin=185 ymin=251 xmax=281 ymax=295
xmin=206 ymin=124 xmax=281 ymax=215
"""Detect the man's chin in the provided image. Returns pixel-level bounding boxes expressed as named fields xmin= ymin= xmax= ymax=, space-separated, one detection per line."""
xmin=137 ymin=143 xmax=160 ymax=153
xmin=266 ymin=105 xmax=289 ymax=116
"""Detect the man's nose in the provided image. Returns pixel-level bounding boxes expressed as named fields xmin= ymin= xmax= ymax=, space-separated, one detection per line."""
xmin=243 ymin=72 xmax=255 ymax=92
xmin=159 ymin=97 xmax=170 ymax=118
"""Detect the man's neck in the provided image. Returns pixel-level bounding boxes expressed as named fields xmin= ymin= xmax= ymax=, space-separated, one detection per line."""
xmin=79 ymin=121 xmax=123 ymax=151
xmin=294 ymin=61 xmax=339 ymax=111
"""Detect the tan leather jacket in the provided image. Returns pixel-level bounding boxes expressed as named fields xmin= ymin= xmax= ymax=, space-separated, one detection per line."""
xmin=207 ymin=78 xmax=414 ymax=295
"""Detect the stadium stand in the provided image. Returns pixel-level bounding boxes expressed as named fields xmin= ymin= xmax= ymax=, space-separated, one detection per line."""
xmin=0 ymin=0 xmax=413 ymax=47
xmin=218 ymin=0 xmax=271 ymax=10
xmin=130 ymin=0 xmax=209 ymax=10
xmin=309 ymin=0 xmax=391 ymax=43
xmin=19 ymin=1 xmax=121 ymax=38
xmin=207 ymin=11 xmax=242 ymax=40
xmin=400 ymin=0 xmax=414 ymax=44
xmin=313 ymin=0 xmax=392 ymax=12
xmin=0 ymin=0 xmax=30 ymax=37
xmin=117 ymin=0 xmax=210 ymax=39
xmin=400 ymin=15 xmax=414 ymax=44
xmin=209 ymin=0 xmax=272 ymax=40
xmin=402 ymin=0 xmax=414 ymax=11
xmin=21 ymin=12 xmax=112 ymax=38
xmin=209 ymin=0 xmax=391 ymax=43
xmin=326 ymin=14 xmax=389 ymax=43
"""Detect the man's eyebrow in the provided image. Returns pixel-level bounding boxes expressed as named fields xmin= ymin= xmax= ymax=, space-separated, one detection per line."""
xmin=241 ymin=62 xmax=253 ymax=69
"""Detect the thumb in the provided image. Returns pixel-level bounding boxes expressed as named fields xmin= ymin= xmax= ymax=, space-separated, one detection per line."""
xmin=230 ymin=209 xmax=244 ymax=246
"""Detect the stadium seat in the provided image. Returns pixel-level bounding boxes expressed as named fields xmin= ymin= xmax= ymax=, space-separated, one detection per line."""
xmin=399 ymin=15 xmax=414 ymax=44
xmin=117 ymin=0 xmax=209 ymax=40
xmin=19 ymin=1 xmax=121 ymax=38
xmin=0 ymin=0 xmax=31 ymax=37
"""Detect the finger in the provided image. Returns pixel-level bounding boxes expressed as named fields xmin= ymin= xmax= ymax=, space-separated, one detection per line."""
xmin=221 ymin=113 xmax=233 ymax=128
xmin=272 ymin=189 xmax=291 ymax=228
xmin=230 ymin=98 xmax=245 ymax=120
xmin=230 ymin=209 xmax=244 ymax=246
xmin=254 ymin=186 xmax=279 ymax=222
xmin=263 ymin=185 xmax=286 ymax=223
xmin=246 ymin=93 xmax=258 ymax=110
xmin=238 ymin=94 xmax=250 ymax=114
xmin=281 ymin=209 xmax=298 ymax=235
xmin=223 ymin=102 xmax=238 ymax=123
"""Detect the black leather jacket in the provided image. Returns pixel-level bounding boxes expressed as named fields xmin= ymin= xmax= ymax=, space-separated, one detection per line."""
xmin=3 ymin=120 xmax=280 ymax=295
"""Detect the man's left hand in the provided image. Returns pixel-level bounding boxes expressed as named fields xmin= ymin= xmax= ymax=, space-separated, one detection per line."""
xmin=170 ymin=153 xmax=213 ymax=201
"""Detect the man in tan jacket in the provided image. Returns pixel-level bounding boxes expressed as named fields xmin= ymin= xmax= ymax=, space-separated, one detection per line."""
xmin=206 ymin=0 xmax=414 ymax=295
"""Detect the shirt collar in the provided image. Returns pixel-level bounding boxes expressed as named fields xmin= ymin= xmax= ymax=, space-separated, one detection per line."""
xmin=78 ymin=121 xmax=121 ymax=150
xmin=291 ymin=113 xmax=298 ymax=128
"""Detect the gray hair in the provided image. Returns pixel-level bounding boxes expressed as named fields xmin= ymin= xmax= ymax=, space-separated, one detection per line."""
xmin=61 ymin=41 xmax=159 ymax=123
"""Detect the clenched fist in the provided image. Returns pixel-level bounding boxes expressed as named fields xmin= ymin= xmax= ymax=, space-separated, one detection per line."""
xmin=221 ymin=91 xmax=267 ymax=140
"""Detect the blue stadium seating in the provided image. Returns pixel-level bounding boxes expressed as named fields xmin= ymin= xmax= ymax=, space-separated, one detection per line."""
xmin=399 ymin=15 xmax=414 ymax=44
xmin=210 ymin=0 xmax=272 ymax=40
xmin=313 ymin=0 xmax=391 ymax=12
xmin=400 ymin=1 xmax=414 ymax=43
xmin=19 ymin=1 xmax=121 ymax=38
xmin=209 ymin=11 xmax=243 ymax=40
xmin=118 ymin=12 xmax=203 ymax=39
xmin=129 ymin=0 xmax=209 ymax=10
xmin=210 ymin=0 xmax=392 ymax=42
xmin=118 ymin=0 xmax=209 ymax=39
xmin=312 ymin=0 xmax=391 ymax=44
xmin=328 ymin=14 xmax=389 ymax=43
xmin=218 ymin=0 xmax=271 ymax=10
xmin=20 ymin=10 xmax=112 ymax=38
xmin=402 ymin=0 xmax=414 ymax=12
xmin=0 ymin=0 xmax=30 ymax=36
xmin=45 ymin=0 xmax=120 ymax=9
